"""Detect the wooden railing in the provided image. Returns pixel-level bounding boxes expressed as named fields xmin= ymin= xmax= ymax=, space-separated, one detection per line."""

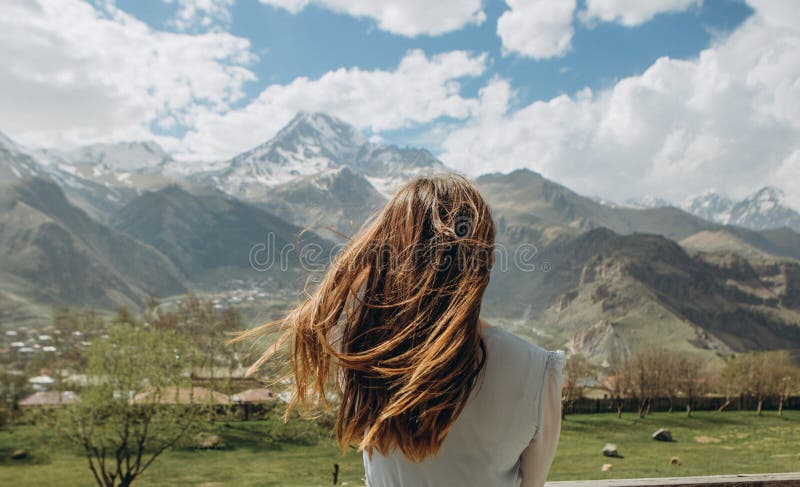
xmin=546 ymin=473 xmax=800 ymax=486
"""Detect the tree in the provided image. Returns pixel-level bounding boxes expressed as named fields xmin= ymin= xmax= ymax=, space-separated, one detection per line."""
xmin=628 ymin=347 xmax=674 ymax=418
xmin=716 ymin=355 xmax=745 ymax=412
xmin=765 ymin=351 xmax=799 ymax=416
xmin=561 ymin=353 xmax=594 ymax=418
xmin=674 ymin=356 xmax=707 ymax=417
xmin=53 ymin=321 xmax=209 ymax=487
xmin=151 ymin=295 xmax=244 ymax=385
xmin=606 ymin=352 xmax=630 ymax=418
xmin=717 ymin=351 xmax=796 ymax=415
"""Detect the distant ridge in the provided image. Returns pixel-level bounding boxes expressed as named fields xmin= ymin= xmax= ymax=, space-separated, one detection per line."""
xmin=0 ymin=178 xmax=185 ymax=324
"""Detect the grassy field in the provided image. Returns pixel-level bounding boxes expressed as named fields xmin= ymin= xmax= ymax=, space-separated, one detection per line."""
xmin=1 ymin=411 xmax=798 ymax=486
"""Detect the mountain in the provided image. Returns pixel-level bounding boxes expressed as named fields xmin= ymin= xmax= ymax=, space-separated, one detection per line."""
xmin=624 ymin=195 xmax=674 ymax=209
xmin=6 ymin=114 xmax=800 ymax=363
xmin=682 ymin=191 xmax=734 ymax=224
xmin=680 ymin=230 xmax=775 ymax=259
xmin=0 ymin=178 xmax=186 ymax=325
xmin=682 ymin=187 xmax=800 ymax=232
xmin=36 ymin=141 xmax=177 ymax=202
xmin=193 ymin=112 xmax=446 ymax=201
xmin=477 ymin=169 xmax=800 ymax=261
xmin=0 ymin=132 xmax=140 ymax=223
xmin=680 ymin=227 xmax=800 ymax=261
xmin=0 ymin=131 xmax=51 ymax=182
xmin=477 ymin=169 xmax=800 ymax=364
xmin=484 ymin=227 xmax=800 ymax=364
xmin=50 ymin=141 xmax=172 ymax=172
xmin=476 ymin=169 xmax=714 ymax=241
xmin=110 ymin=185 xmax=329 ymax=287
xmin=258 ymin=166 xmax=387 ymax=237
xmin=728 ymin=187 xmax=800 ymax=231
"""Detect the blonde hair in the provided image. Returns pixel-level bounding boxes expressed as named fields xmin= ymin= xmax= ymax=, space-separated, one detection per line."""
xmin=237 ymin=173 xmax=495 ymax=462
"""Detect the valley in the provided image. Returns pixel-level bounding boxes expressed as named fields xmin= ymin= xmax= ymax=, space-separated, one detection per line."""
xmin=2 ymin=112 xmax=800 ymax=366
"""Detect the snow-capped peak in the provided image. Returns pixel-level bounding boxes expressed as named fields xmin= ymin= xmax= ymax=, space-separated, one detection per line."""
xmin=680 ymin=187 xmax=799 ymax=232
xmin=230 ymin=112 xmax=366 ymax=172
xmin=279 ymin=112 xmax=367 ymax=149
xmin=745 ymin=186 xmax=785 ymax=207
xmin=681 ymin=191 xmax=734 ymax=223
xmin=58 ymin=141 xmax=172 ymax=171
xmin=624 ymin=195 xmax=673 ymax=209
xmin=209 ymin=112 xmax=449 ymax=199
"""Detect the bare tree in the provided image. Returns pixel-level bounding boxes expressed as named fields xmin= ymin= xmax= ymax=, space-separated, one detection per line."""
xmin=561 ymin=353 xmax=594 ymax=418
xmin=606 ymin=352 xmax=630 ymax=418
xmin=629 ymin=347 xmax=674 ymax=418
xmin=674 ymin=356 xmax=706 ymax=417
xmin=765 ymin=351 xmax=799 ymax=416
xmin=717 ymin=355 xmax=745 ymax=412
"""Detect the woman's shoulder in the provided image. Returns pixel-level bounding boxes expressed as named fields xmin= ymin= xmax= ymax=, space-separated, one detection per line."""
xmin=482 ymin=325 xmax=555 ymax=364
xmin=482 ymin=325 xmax=566 ymax=388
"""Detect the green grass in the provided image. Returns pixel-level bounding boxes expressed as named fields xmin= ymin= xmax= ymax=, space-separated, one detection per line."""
xmin=550 ymin=410 xmax=800 ymax=480
xmin=1 ymin=411 xmax=799 ymax=486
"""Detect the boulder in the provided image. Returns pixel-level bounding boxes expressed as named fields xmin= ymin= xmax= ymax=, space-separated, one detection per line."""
xmin=191 ymin=432 xmax=221 ymax=449
xmin=602 ymin=443 xmax=620 ymax=457
xmin=11 ymin=449 xmax=28 ymax=460
xmin=652 ymin=428 xmax=672 ymax=442
xmin=601 ymin=463 xmax=613 ymax=472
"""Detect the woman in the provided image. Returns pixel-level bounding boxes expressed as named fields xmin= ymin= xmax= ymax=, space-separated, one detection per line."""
xmin=240 ymin=174 xmax=564 ymax=486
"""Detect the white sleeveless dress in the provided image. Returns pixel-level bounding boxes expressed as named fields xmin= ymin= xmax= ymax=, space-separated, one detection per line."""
xmin=363 ymin=326 xmax=565 ymax=487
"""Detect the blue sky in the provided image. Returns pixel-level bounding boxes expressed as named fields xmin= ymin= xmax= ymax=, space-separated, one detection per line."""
xmin=2 ymin=0 xmax=799 ymax=205
xmin=117 ymin=0 xmax=753 ymax=145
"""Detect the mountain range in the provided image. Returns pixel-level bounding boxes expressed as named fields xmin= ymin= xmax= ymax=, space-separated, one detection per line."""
xmin=2 ymin=113 xmax=799 ymax=365
xmin=626 ymin=187 xmax=800 ymax=233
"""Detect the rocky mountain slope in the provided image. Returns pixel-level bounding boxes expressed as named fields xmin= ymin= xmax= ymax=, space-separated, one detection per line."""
xmin=110 ymin=185 xmax=330 ymax=287
xmin=0 ymin=178 xmax=186 ymax=324
xmin=483 ymin=227 xmax=800 ymax=365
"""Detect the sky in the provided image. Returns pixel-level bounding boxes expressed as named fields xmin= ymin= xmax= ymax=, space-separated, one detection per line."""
xmin=1 ymin=0 xmax=799 ymax=206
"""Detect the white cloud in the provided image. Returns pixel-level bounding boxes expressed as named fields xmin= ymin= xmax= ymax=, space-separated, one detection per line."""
xmin=257 ymin=0 xmax=486 ymax=36
xmin=497 ymin=0 xmax=577 ymax=59
xmin=442 ymin=0 xmax=800 ymax=204
xmin=179 ymin=49 xmax=487 ymax=159
xmin=580 ymin=0 xmax=701 ymax=27
xmin=0 ymin=0 xmax=256 ymax=150
xmin=163 ymin=0 xmax=235 ymax=31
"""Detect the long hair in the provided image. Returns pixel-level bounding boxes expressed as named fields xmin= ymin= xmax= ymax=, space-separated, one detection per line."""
xmin=235 ymin=173 xmax=496 ymax=462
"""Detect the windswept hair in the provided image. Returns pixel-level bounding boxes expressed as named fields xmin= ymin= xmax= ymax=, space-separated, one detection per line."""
xmin=236 ymin=173 xmax=496 ymax=462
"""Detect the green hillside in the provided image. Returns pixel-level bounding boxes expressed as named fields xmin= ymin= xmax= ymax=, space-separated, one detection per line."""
xmin=0 ymin=178 xmax=186 ymax=325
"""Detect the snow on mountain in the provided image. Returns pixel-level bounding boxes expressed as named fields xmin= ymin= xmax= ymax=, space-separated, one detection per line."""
xmin=727 ymin=187 xmax=800 ymax=231
xmin=682 ymin=191 xmax=735 ymax=224
xmin=58 ymin=141 xmax=172 ymax=172
xmin=681 ymin=188 xmax=800 ymax=232
xmin=196 ymin=112 xmax=448 ymax=200
xmin=623 ymin=195 xmax=674 ymax=209
xmin=0 ymin=130 xmax=50 ymax=181
xmin=34 ymin=140 xmax=179 ymax=191
xmin=0 ymin=131 xmax=140 ymax=220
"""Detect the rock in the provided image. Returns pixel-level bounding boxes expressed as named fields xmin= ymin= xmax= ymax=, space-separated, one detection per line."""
xmin=652 ymin=428 xmax=673 ymax=442
xmin=191 ymin=432 xmax=220 ymax=449
xmin=671 ymin=457 xmax=681 ymax=465
xmin=601 ymin=463 xmax=613 ymax=472
xmin=602 ymin=443 xmax=620 ymax=457
xmin=11 ymin=449 xmax=28 ymax=460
